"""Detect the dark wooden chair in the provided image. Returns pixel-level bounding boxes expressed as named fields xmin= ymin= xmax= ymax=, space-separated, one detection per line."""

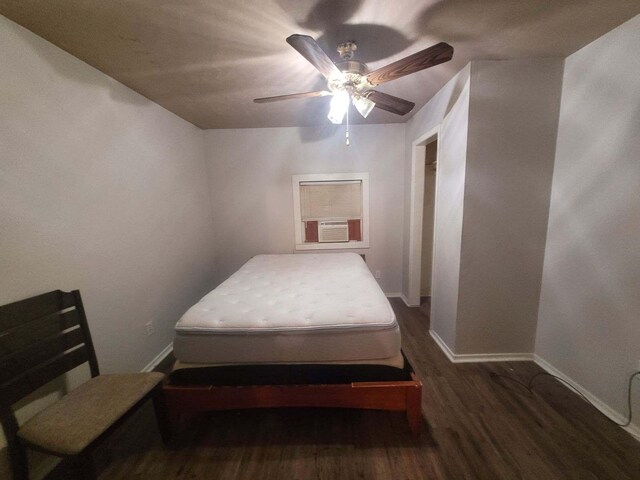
xmin=0 ymin=290 xmax=170 ymax=480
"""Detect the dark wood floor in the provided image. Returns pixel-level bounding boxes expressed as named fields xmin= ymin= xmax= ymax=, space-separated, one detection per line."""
xmin=55 ymin=299 xmax=640 ymax=479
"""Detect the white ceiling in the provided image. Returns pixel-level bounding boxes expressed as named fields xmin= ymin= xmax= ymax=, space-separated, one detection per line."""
xmin=1 ymin=0 xmax=638 ymax=129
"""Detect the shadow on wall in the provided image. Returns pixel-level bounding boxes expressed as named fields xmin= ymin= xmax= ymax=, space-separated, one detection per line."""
xmin=444 ymin=67 xmax=469 ymax=117
xmin=299 ymin=122 xmax=341 ymax=143
xmin=14 ymin=23 xmax=150 ymax=107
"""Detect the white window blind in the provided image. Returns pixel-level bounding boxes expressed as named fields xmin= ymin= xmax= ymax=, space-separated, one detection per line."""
xmin=300 ymin=181 xmax=362 ymax=220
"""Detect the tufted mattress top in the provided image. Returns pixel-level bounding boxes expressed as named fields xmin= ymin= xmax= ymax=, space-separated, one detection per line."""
xmin=173 ymin=253 xmax=401 ymax=364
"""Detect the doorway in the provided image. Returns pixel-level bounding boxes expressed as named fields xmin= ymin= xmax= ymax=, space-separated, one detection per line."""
xmin=420 ymin=140 xmax=437 ymax=317
xmin=407 ymin=125 xmax=440 ymax=307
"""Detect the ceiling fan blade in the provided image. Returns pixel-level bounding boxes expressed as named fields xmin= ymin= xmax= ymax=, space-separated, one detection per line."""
xmin=286 ymin=34 xmax=341 ymax=80
xmin=367 ymin=42 xmax=454 ymax=86
xmin=254 ymin=91 xmax=331 ymax=103
xmin=365 ymin=90 xmax=415 ymax=116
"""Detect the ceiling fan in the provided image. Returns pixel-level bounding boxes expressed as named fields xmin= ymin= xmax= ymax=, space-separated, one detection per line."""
xmin=254 ymin=34 xmax=454 ymax=127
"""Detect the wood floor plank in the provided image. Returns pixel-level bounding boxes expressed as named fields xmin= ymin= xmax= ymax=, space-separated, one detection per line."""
xmin=43 ymin=298 xmax=640 ymax=480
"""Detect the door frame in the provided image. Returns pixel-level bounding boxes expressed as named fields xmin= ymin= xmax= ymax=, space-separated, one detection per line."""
xmin=407 ymin=125 xmax=440 ymax=306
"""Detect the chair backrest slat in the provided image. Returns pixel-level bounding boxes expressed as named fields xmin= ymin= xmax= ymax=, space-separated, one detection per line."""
xmin=0 ymin=309 xmax=81 ymax=358
xmin=0 ymin=327 xmax=86 ymax=384
xmin=0 ymin=290 xmax=76 ymax=332
xmin=0 ymin=290 xmax=99 ymax=408
xmin=0 ymin=345 xmax=90 ymax=406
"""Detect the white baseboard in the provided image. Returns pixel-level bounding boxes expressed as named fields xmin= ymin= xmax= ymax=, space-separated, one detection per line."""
xmin=384 ymin=292 xmax=402 ymax=298
xmin=429 ymin=329 xmax=534 ymax=363
xmin=453 ymin=352 xmax=535 ymax=363
xmin=534 ymin=355 xmax=640 ymax=441
xmin=427 ymin=331 xmax=639 ymax=441
xmin=429 ymin=329 xmax=456 ymax=362
xmin=427 ymin=330 xmax=639 ymax=441
xmin=142 ymin=343 xmax=173 ymax=372
xmin=400 ymin=293 xmax=419 ymax=307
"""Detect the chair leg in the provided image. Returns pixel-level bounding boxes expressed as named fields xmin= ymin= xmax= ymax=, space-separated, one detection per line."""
xmin=7 ymin=441 xmax=29 ymax=480
xmin=152 ymin=385 xmax=172 ymax=445
xmin=74 ymin=451 xmax=96 ymax=480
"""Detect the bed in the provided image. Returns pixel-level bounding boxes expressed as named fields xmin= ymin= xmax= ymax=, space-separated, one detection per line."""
xmin=163 ymin=253 xmax=423 ymax=433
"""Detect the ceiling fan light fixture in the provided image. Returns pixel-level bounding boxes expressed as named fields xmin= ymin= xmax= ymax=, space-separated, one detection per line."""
xmin=327 ymin=90 xmax=350 ymax=124
xmin=352 ymin=95 xmax=375 ymax=118
xmin=254 ymin=35 xmax=454 ymax=134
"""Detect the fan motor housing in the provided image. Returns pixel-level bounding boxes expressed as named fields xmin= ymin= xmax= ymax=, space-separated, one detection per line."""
xmin=337 ymin=41 xmax=357 ymax=59
xmin=337 ymin=60 xmax=368 ymax=75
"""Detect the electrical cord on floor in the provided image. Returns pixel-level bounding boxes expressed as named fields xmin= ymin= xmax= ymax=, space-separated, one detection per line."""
xmin=489 ymin=370 xmax=640 ymax=427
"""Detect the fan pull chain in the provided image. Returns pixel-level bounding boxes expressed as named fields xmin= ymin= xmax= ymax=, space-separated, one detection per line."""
xmin=345 ymin=101 xmax=350 ymax=146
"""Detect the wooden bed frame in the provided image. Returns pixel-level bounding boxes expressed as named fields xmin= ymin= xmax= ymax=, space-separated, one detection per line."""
xmin=163 ymin=254 xmax=422 ymax=435
xmin=163 ymin=371 xmax=423 ymax=434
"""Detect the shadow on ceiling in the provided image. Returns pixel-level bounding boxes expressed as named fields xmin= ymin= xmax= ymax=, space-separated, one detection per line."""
xmin=274 ymin=0 xmax=418 ymax=143
xmin=412 ymin=0 xmax=584 ymax=59
xmin=12 ymin=23 xmax=150 ymax=108
xmin=414 ymin=0 xmax=551 ymax=42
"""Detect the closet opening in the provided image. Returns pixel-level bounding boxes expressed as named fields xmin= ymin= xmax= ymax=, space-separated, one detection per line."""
xmin=407 ymin=125 xmax=440 ymax=308
xmin=420 ymin=140 xmax=437 ymax=317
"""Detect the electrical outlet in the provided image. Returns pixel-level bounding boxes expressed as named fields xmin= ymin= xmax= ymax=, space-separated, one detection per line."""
xmin=145 ymin=321 xmax=155 ymax=336
xmin=375 ymin=270 xmax=382 ymax=279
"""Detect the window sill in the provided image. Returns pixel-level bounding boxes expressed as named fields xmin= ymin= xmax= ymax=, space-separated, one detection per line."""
xmin=295 ymin=241 xmax=370 ymax=251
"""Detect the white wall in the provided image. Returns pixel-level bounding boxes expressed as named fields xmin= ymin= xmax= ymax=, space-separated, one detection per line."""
xmin=203 ymin=124 xmax=405 ymax=293
xmin=404 ymin=65 xmax=471 ymax=347
xmin=403 ymin=59 xmax=564 ymax=355
xmin=0 ymin=15 xmax=216 ymax=375
xmin=455 ymin=59 xmax=563 ymax=354
xmin=536 ymin=15 xmax=640 ymax=434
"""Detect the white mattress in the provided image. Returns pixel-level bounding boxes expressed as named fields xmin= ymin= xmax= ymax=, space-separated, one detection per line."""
xmin=173 ymin=253 xmax=400 ymax=364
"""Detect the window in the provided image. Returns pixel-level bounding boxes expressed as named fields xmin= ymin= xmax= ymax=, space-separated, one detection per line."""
xmin=292 ymin=173 xmax=369 ymax=250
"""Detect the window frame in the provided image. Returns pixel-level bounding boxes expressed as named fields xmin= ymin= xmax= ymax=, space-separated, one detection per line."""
xmin=292 ymin=172 xmax=370 ymax=250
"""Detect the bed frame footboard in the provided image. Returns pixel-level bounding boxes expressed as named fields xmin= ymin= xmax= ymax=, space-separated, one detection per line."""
xmin=163 ymin=372 xmax=423 ymax=434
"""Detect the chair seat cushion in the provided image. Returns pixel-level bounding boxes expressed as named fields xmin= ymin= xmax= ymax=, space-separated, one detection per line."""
xmin=18 ymin=372 xmax=164 ymax=456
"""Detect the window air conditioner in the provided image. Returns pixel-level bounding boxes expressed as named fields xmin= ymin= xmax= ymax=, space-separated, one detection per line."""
xmin=318 ymin=221 xmax=349 ymax=243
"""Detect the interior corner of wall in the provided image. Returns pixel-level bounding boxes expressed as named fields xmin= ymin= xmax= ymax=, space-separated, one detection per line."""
xmin=467 ymin=59 xmax=475 ymax=77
